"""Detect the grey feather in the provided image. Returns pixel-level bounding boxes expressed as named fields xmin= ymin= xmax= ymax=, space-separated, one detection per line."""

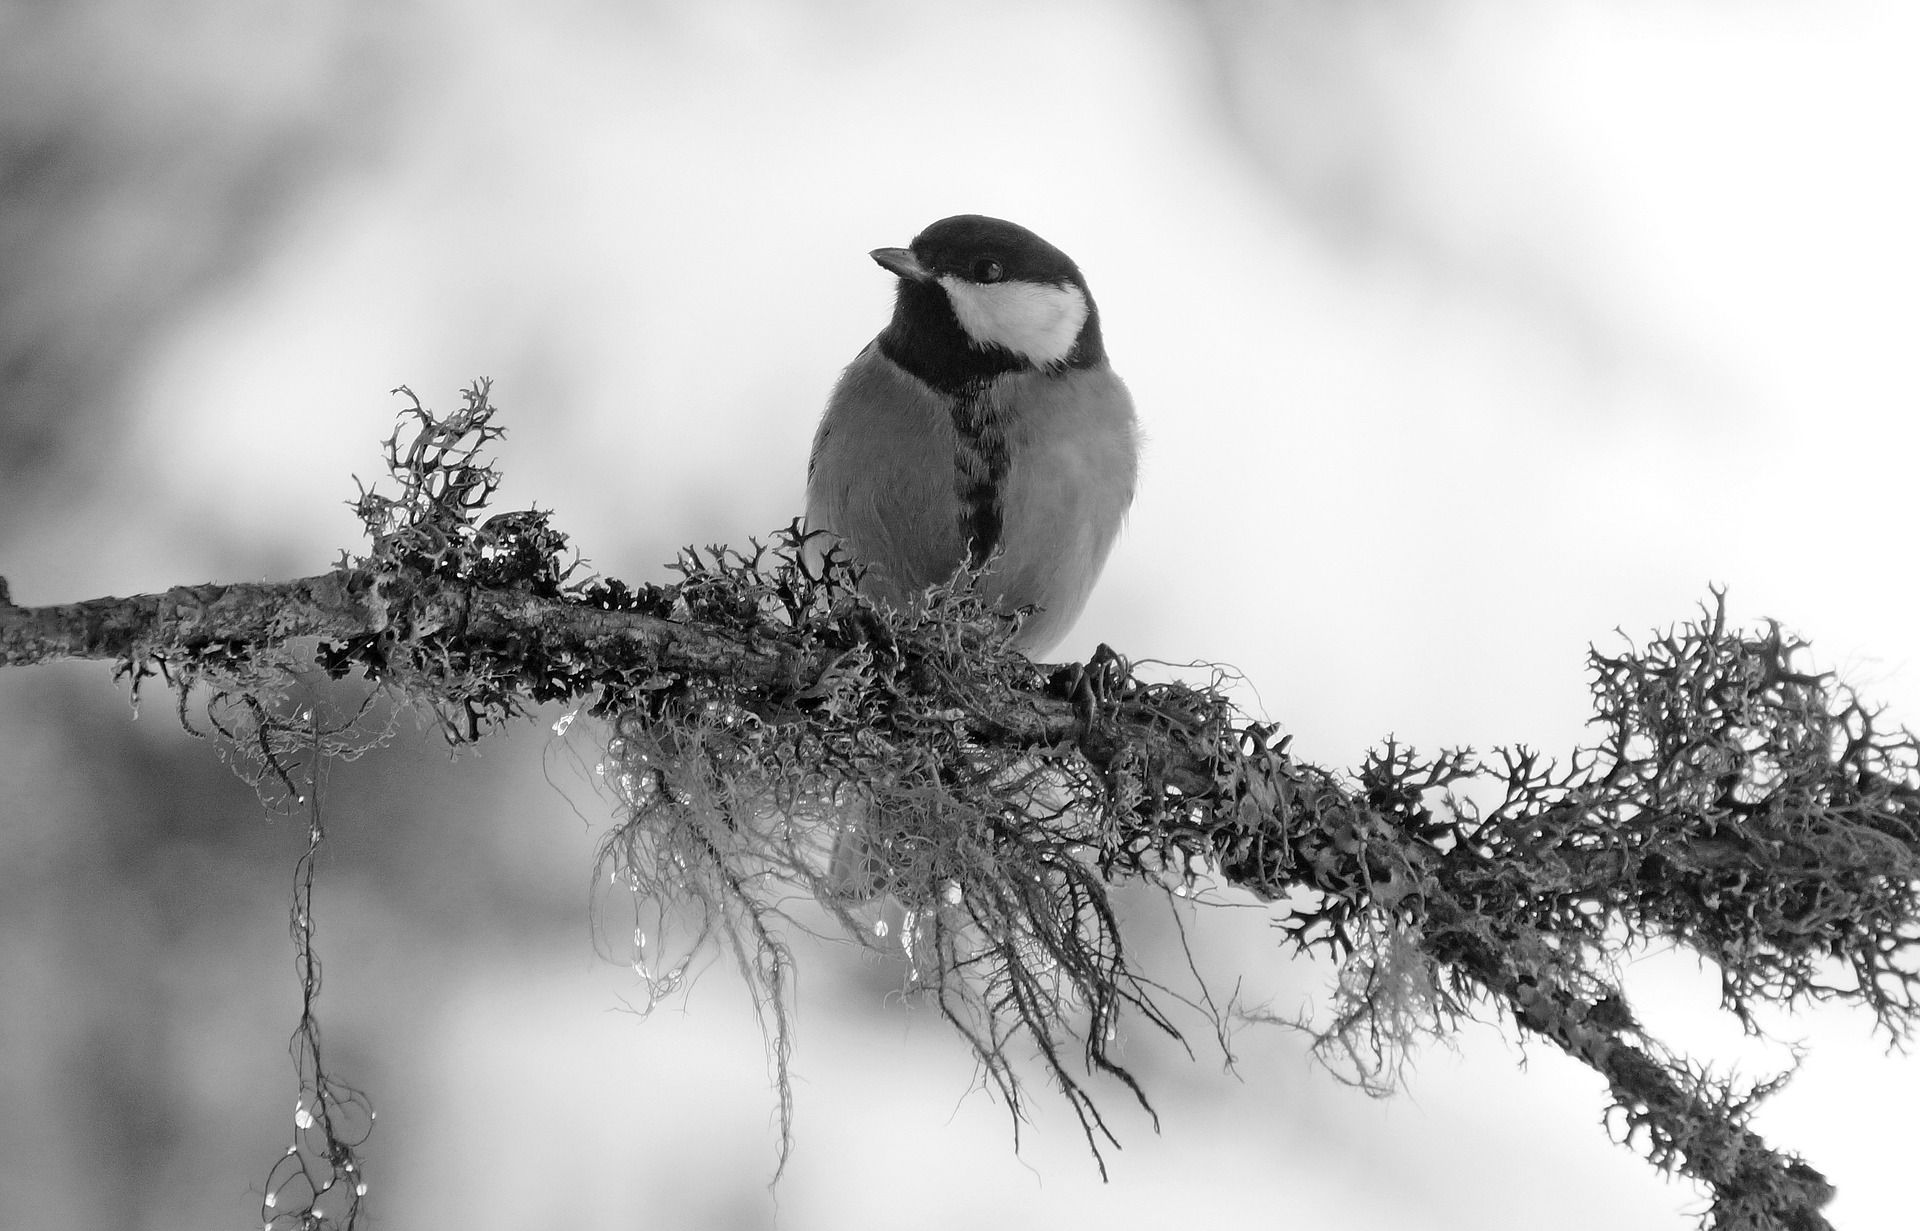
xmin=805 ymin=342 xmax=1138 ymax=657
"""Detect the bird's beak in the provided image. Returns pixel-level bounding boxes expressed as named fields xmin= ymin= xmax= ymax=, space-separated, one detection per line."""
xmin=870 ymin=246 xmax=935 ymax=283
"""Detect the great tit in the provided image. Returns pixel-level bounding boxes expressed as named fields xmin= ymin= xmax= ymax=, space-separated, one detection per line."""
xmin=805 ymin=214 xmax=1139 ymax=658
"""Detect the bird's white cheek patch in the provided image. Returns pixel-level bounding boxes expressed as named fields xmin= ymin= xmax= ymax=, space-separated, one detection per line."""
xmin=940 ymin=278 xmax=1089 ymax=367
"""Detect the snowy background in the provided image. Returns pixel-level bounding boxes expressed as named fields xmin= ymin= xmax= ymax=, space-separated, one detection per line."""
xmin=2 ymin=1 xmax=1916 ymax=1228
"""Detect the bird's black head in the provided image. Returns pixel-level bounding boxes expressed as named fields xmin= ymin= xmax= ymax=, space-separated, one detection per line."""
xmin=872 ymin=214 xmax=1106 ymax=392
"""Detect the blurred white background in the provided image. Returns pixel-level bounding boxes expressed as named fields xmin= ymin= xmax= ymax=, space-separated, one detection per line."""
xmin=2 ymin=1 xmax=1916 ymax=1228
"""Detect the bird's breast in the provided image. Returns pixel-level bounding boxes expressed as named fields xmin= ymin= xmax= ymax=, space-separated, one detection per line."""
xmin=806 ymin=344 xmax=1138 ymax=654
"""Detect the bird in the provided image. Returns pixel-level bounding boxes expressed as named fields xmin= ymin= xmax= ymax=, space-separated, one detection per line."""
xmin=804 ymin=214 xmax=1139 ymax=658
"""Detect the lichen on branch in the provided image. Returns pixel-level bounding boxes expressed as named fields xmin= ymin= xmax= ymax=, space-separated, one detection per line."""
xmin=3 ymin=382 xmax=1915 ymax=1230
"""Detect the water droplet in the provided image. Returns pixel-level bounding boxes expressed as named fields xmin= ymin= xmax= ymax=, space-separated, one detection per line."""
xmin=264 ymin=1192 xmax=277 ymax=1208
xmin=942 ymin=882 xmax=962 ymax=906
xmin=872 ymin=920 xmax=889 ymax=938
xmin=294 ymin=1102 xmax=314 ymax=1129
xmin=633 ymin=929 xmax=647 ymax=950
xmin=1173 ymin=884 xmax=1187 ymax=898
xmin=553 ymin=711 xmax=575 ymax=736
xmin=355 ymin=1182 xmax=368 ymax=1197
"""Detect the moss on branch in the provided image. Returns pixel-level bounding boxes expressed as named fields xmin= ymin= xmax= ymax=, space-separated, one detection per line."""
xmin=4 ymin=382 xmax=1916 ymax=1230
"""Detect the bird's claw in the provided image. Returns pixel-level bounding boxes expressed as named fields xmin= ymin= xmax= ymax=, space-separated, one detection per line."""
xmin=1070 ymin=642 xmax=1130 ymax=726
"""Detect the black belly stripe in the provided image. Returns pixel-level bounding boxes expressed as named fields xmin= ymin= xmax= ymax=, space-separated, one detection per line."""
xmin=949 ymin=383 xmax=1011 ymax=568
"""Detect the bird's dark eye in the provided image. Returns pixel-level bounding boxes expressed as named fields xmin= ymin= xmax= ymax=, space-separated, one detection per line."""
xmin=971 ymin=258 xmax=1004 ymax=283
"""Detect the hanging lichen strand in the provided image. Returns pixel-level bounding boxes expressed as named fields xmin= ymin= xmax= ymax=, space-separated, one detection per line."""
xmin=5 ymin=383 xmax=1913 ymax=1231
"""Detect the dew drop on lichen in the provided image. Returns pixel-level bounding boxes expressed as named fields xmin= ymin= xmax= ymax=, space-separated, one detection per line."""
xmin=293 ymin=1102 xmax=314 ymax=1130
xmin=264 ymin=1192 xmax=277 ymax=1209
xmin=355 ymin=1182 xmax=368 ymax=1197
xmin=872 ymin=920 xmax=889 ymax=938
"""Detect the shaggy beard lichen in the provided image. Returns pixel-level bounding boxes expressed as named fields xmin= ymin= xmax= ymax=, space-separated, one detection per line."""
xmin=589 ymin=560 xmax=1193 ymax=1179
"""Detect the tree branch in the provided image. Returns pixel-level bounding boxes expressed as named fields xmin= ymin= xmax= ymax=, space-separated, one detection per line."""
xmin=5 ymin=383 xmax=1913 ymax=1231
xmin=1 ymin=568 xmax=769 ymax=682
